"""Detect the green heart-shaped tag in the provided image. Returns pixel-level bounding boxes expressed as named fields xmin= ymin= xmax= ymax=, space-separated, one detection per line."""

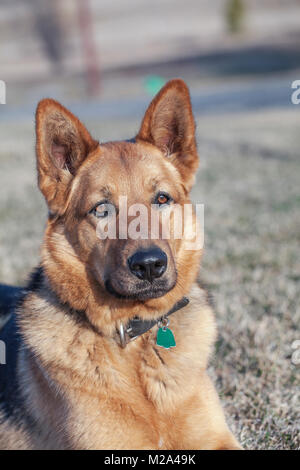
xmin=156 ymin=327 xmax=176 ymax=349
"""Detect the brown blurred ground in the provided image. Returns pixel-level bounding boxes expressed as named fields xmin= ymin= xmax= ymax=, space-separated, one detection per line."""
xmin=1 ymin=0 xmax=300 ymax=103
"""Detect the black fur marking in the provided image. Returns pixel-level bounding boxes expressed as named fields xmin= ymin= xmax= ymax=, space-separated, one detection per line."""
xmin=0 ymin=266 xmax=44 ymax=424
xmin=0 ymin=285 xmax=23 ymax=318
xmin=0 ymin=315 xmax=23 ymax=421
xmin=197 ymin=278 xmax=214 ymax=308
xmin=26 ymin=266 xmax=44 ymax=293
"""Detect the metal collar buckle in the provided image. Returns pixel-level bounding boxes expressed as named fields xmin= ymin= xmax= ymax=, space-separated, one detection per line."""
xmin=118 ymin=323 xmax=138 ymax=348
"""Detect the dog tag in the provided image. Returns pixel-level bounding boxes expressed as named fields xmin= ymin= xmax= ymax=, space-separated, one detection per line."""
xmin=156 ymin=327 xmax=176 ymax=349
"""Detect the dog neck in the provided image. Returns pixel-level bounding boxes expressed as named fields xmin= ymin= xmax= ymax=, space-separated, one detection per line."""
xmin=27 ymin=266 xmax=189 ymax=348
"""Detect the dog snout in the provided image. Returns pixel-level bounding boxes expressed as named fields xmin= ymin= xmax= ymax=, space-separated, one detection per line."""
xmin=128 ymin=247 xmax=167 ymax=282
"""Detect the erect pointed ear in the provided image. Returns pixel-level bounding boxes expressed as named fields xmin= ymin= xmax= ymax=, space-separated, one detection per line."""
xmin=136 ymin=79 xmax=198 ymax=191
xmin=36 ymin=99 xmax=99 ymax=215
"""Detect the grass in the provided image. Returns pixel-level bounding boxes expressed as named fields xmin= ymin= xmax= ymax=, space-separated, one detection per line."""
xmin=193 ymin=109 xmax=300 ymax=449
xmin=0 ymin=107 xmax=299 ymax=449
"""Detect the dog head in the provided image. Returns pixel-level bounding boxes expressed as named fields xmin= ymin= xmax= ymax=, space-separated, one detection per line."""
xmin=36 ymin=79 xmax=201 ymax=330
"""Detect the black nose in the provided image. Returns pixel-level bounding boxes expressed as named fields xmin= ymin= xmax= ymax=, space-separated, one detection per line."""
xmin=128 ymin=248 xmax=167 ymax=282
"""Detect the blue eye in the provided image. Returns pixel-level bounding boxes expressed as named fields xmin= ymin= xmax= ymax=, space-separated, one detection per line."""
xmin=91 ymin=203 xmax=110 ymax=218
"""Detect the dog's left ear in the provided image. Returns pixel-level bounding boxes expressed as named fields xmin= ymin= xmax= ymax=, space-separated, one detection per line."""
xmin=137 ymin=79 xmax=198 ymax=191
xmin=36 ymin=99 xmax=99 ymax=215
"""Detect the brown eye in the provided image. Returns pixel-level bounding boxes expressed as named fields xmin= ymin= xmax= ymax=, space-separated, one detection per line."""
xmin=155 ymin=192 xmax=172 ymax=207
xmin=158 ymin=194 xmax=168 ymax=204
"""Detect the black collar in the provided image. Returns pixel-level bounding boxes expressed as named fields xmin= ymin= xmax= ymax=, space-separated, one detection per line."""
xmin=117 ymin=297 xmax=189 ymax=348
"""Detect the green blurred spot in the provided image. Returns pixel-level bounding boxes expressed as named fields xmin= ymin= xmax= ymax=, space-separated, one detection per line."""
xmin=226 ymin=0 xmax=245 ymax=34
xmin=144 ymin=75 xmax=166 ymax=96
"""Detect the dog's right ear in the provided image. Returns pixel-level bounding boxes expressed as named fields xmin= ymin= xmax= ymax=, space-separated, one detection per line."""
xmin=36 ymin=99 xmax=99 ymax=215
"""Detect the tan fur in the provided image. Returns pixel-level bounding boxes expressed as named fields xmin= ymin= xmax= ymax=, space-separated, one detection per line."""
xmin=0 ymin=80 xmax=241 ymax=450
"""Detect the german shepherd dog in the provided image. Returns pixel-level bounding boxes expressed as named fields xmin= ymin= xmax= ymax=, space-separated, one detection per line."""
xmin=0 ymin=80 xmax=241 ymax=450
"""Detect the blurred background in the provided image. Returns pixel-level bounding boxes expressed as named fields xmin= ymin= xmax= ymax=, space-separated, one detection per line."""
xmin=0 ymin=0 xmax=299 ymax=449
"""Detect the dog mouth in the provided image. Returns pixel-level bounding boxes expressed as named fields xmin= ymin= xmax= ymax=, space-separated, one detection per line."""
xmin=105 ymin=278 xmax=176 ymax=301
